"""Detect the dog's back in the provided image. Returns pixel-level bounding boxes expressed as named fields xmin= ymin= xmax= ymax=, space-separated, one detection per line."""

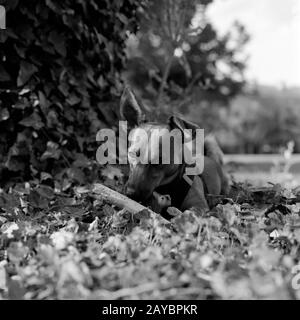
xmin=203 ymin=135 xmax=231 ymax=196
xmin=204 ymin=134 xmax=224 ymax=166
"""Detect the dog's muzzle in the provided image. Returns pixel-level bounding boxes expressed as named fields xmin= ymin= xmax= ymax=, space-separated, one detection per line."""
xmin=124 ymin=184 xmax=150 ymax=202
xmin=124 ymin=185 xmax=136 ymax=198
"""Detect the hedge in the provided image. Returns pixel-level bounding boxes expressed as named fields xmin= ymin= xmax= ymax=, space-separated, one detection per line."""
xmin=0 ymin=0 xmax=144 ymax=186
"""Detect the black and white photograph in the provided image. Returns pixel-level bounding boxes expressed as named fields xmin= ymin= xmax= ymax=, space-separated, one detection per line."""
xmin=0 ymin=0 xmax=300 ymax=303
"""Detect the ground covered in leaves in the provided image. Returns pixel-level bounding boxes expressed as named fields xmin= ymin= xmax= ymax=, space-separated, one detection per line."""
xmin=1 ymin=166 xmax=300 ymax=300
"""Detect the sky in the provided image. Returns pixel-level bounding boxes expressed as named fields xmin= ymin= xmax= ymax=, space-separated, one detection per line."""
xmin=206 ymin=0 xmax=300 ymax=88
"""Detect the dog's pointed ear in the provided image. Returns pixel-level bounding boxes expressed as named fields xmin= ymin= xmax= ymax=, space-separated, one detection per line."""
xmin=168 ymin=116 xmax=199 ymax=140
xmin=120 ymin=86 xmax=145 ymax=127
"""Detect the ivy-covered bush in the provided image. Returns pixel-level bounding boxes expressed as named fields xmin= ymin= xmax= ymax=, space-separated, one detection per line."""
xmin=0 ymin=0 xmax=143 ymax=186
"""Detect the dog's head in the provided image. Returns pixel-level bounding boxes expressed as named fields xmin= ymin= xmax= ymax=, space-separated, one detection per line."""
xmin=120 ymin=87 xmax=199 ymax=203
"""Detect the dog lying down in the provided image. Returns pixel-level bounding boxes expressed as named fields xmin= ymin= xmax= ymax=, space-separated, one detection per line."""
xmin=120 ymin=87 xmax=231 ymax=216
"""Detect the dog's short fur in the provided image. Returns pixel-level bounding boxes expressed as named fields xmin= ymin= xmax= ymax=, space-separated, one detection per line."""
xmin=120 ymin=87 xmax=230 ymax=213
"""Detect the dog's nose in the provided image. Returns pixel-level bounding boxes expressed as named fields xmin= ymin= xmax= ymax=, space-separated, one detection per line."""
xmin=125 ymin=184 xmax=150 ymax=202
xmin=125 ymin=186 xmax=137 ymax=198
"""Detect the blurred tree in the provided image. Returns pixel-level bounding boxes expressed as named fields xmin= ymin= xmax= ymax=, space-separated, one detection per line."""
xmin=220 ymin=86 xmax=300 ymax=153
xmin=126 ymin=0 xmax=249 ymax=113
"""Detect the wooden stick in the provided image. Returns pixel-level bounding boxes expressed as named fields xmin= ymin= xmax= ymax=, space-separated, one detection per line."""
xmin=92 ymin=183 xmax=171 ymax=225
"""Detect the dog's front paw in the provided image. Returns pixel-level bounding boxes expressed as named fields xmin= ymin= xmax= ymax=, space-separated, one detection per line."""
xmin=151 ymin=191 xmax=172 ymax=213
xmin=167 ymin=206 xmax=182 ymax=218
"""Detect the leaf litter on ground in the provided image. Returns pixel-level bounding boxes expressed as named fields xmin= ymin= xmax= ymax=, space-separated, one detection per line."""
xmin=0 ymin=176 xmax=300 ymax=299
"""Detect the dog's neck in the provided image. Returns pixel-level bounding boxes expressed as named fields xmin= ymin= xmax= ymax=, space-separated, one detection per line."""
xmin=154 ymin=164 xmax=192 ymax=209
xmin=160 ymin=163 xmax=186 ymax=186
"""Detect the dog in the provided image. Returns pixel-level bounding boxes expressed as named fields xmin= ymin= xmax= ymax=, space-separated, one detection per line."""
xmin=120 ymin=87 xmax=230 ymax=215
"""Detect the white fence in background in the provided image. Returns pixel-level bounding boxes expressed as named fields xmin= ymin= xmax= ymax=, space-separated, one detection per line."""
xmin=224 ymin=154 xmax=300 ymax=173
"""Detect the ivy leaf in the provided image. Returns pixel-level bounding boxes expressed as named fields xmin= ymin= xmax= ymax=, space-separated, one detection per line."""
xmin=19 ymin=112 xmax=44 ymax=130
xmin=0 ymin=66 xmax=11 ymax=82
xmin=116 ymin=13 xmax=128 ymax=25
xmin=17 ymin=61 xmax=38 ymax=87
xmin=41 ymin=142 xmax=61 ymax=161
xmin=38 ymin=91 xmax=49 ymax=114
xmin=66 ymin=94 xmax=81 ymax=106
xmin=48 ymin=31 xmax=67 ymax=56
xmin=0 ymin=108 xmax=10 ymax=121
xmin=7 ymin=0 xmax=19 ymax=10
xmin=5 ymin=156 xmax=26 ymax=172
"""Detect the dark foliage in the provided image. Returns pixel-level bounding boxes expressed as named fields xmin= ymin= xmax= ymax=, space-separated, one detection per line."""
xmin=0 ymin=0 xmax=143 ymax=186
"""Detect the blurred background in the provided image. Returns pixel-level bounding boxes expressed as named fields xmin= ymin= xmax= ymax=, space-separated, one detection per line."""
xmin=123 ymin=0 xmax=300 ymax=187
xmin=0 ymin=0 xmax=299 ymax=188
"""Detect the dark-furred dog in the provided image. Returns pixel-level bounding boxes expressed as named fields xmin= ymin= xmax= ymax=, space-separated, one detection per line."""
xmin=120 ymin=87 xmax=230 ymax=214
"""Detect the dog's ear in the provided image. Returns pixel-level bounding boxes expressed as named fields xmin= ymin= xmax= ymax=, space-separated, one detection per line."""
xmin=120 ymin=86 xmax=145 ymax=127
xmin=168 ymin=116 xmax=199 ymax=140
